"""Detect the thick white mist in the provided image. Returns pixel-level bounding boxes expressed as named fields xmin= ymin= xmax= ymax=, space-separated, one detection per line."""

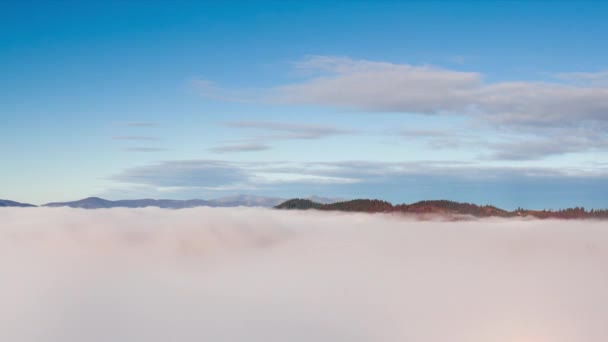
xmin=1 ymin=207 xmax=607 ymax=342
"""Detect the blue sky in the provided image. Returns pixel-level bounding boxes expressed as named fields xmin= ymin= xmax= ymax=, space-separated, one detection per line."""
xmin=2 ymin=1 xmax=608 ymax=209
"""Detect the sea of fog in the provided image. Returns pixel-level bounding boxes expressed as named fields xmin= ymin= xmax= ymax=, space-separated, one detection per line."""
xmin=1 ymin=207 xmax=607 ymax=342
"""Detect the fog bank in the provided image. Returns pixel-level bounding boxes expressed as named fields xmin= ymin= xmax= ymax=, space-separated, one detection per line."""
xmin=1 ymin=207 xmax=607 ymax=342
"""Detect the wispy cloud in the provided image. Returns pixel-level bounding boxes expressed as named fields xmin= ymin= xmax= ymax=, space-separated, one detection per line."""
xmin=555 ymin=70 xmax=608 ymax=86
xmin=112 ymin=136 xmax=161 ymax=141
xmin=211 ymin=143 xmax=271 ymax=153
xmin=113 ymin=121 xmax=160 ymax=127
xmin=396 ymin=128 xmax=480 ymax=150
xmin=486 ymin=140 xmax=585 ymax=161
xmin=193 ymin=79 xmax=265 ymax=103
xmin=111 ymin=160 xmax=249 ymax=188
xmin=480 ymin=126 xmax=608 ymax=160
xmin=122 ymin=147 xmax=168 ymax=152
xmin=210 ymin=120 xmax=357 ymax=153
xmin=445 ymin=55 xmax=468 ymax=65
xmin=112 ymin=122 xmax=166 ymax=151
xmin=113 ymin=159 xmax=608 ymax=187
xmin=224 ymin=120 xmax=356 ymax=140
xmin=398 ymin=129 xmax=458 ymax=138
xmin=108 ymin=158 xmax=608 ymax=209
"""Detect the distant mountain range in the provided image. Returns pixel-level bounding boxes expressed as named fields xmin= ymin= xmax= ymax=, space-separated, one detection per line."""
xmin=0 ymin=199 xmax=36 ymax=207
xmin=41 ymin=195 xmax=343 ymax=209
xmin=43 ymin=197 xmax=214 ymax=209
xmin=275 ymin=198 xmax=608 ymax=219
xmin=0 ymin=195 xmax=341 ymax=209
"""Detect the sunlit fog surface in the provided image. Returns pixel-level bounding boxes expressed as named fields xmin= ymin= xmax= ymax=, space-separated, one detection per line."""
xmin=1 ymin=207 xmax=607 ymax=342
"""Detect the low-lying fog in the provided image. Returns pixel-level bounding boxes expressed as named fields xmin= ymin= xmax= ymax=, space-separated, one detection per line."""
xmin=1 ymin=207 xmax=607 ymax=342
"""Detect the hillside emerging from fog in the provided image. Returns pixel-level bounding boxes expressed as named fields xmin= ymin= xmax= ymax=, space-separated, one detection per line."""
xmin=0 ymin=199 xmax=36 ymax=208
xmin=276 ymin=199 xmax=608 ymax=219
xmin=3 ymin=196 xmax=607 ymax=219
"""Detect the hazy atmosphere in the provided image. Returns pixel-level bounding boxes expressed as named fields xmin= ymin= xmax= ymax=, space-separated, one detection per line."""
xmin=2 ymin=207 xmax=608 ymax=342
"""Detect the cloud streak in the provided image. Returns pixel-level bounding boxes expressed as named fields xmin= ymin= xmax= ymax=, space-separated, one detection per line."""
xmin=555 ymin=70 xmax=608 ymax=86
xmin=1 ymin=207 xmax=608 ymax=342
xmin=111 ymin=160 xmax=250 ymax=188
xmin=210 ymin=142 xmax=271 ymax=153
xmin=225 ymin=120 xmax=356 ymax=140
xmin=108 ymin=159 xmax=608 ymax=209
xmin=211 ymin=120 xmax=357 ymax=153
xmin=113 ymin=121 xmax=160 ymax=127
xmin=122 ymin=147 xmax=168 ymax=152
xmin=112 ymin=136 xmax=162 ymax=141
xmin=111 ymin=159 xmax=608 ymax=187
xmin=486 ymin=136 xmax=608 ymax=161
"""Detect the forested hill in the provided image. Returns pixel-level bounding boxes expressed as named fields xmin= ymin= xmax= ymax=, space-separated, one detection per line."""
xmin=275 ymin=198 xmax=608 ymax=219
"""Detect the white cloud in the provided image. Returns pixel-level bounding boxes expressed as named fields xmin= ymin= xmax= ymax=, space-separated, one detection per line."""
xmin=198 ymin=56 xmax=608 ymax=127
xmin=475 ymin=81 xmax=608 ymax=126
xmin=275 ymin=56 xmax=608 ymax=127
xmin=279 ymin=56 xmax=482 ymax=114
xmin=1 ymin=207 xmax=608 ymax=341
xmin=196 ymin=56 xmax=608 ymax=159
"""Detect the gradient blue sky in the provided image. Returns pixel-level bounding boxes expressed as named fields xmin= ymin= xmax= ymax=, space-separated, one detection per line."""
xmin=2 ymin=1 xmax=608 ymax=209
